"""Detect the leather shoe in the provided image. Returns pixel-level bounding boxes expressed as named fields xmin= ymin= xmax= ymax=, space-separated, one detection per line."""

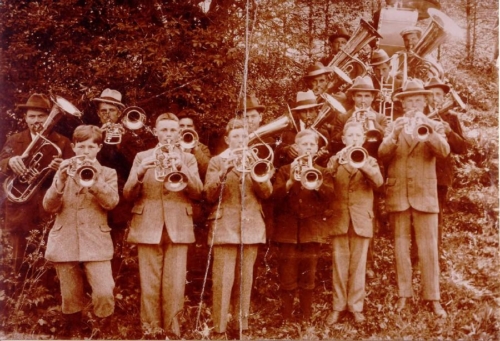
xmin=396 ymin=297 xmax=407 ymax=312
xmin=326 ymin=311 xmax=341 ymax=325
xmin=351 ymin=312 xmax=366 ymax=323
xmin=431 ymin=301 xmax=447 ymax=318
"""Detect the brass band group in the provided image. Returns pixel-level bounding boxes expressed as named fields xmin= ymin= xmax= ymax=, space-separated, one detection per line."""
xmin=0 ymin=3 xmax=467 ymax=339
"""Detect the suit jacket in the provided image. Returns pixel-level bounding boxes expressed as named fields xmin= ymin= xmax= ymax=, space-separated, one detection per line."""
xmin=204 ymin=154 xmax=272 ymax=245
xmin=43 ymin=162 xmax=119 ymax=262
xmin=0 ymin=130 xmax=73 ymax=231
xmin=124 ymin=147 xmax=202 ymax=244
xmin=272 ymin=163 xmax=335 ymax=244
xmin=328 ymin=153 xmax=383 ymax=238
xmin=435 ymin=111 xmax=467 ymax=187
xmin=378 ymin=120 xmax=450 ymax=213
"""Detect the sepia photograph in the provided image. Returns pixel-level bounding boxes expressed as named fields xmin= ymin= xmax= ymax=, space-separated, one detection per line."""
xmin=0 ymin=0 xmax=498 ymax=339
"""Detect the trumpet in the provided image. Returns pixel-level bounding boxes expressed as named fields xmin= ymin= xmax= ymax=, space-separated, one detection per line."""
xmin=338 ymin=146 xmax=368 ymax=169
xmin=226 ymin=143 xmax=275 ymax=183
xmin=293 ymin=153 xmax=323 ymax=190
xmin=180 ymin=129 xmax=199 ymax=150
xmin=404 ymin=114 xmax=433 ymax=141
xmin=154 ymin=141 xmax=188 ymax=192
xmin=354 ymin=109 xmax=382 ymax=143
xmin=67 ymin=156 xmax=97 ymax=187
xmin=427 ymin=88 xmax=466 ymax=120
xmin=103 ymin=106 xmax=148 ymax=145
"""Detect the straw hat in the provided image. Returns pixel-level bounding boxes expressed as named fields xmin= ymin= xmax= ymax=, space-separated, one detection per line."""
xmin=290 ymin=90 xmax=322 ymax=111
xmin=393 ymin=78 xmax=432 ymax=100
xmin=92 ymin=88 xmax=126 ymax=109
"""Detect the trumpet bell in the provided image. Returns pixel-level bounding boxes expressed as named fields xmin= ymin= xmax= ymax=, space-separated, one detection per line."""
xmin=251 ymin=159 xmax=274 ymax=183
xmin=180 ymin=129 xmax=199 ymax=150
xmin=301 ymin=168 xmax=323 ymax=191
xmin=53 ymin=95 xmax=83 ymax=118
xmin=415 ymin=123 xmax=432 ymax=141
xmin=77 ymin=165 xmax=97 ymax=187
xmin=348 ymin=147 xmax=368 ymax=169
xmin=164 ymin=171 xmax=188 ymax=192
xmin=122 ymin=106 xmax=146 ymax=130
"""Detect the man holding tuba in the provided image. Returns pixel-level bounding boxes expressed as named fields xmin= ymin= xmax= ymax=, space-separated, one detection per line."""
xmin=0 ymin=93 xmax=73 ymax=272
xmin=378 ymin=78 xmax=449 ymax=318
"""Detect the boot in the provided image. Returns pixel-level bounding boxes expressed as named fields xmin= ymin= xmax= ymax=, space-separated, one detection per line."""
xmin=279 ymin=290 xmax=295 ymax=320
xmin=299 ymin=289 xmax=314 ymax=321
xmin=62 ymin=311 xmax=83 ymax=338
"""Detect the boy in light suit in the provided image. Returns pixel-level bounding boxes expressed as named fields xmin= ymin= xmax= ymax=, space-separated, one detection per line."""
xmin=378 ymin=79 xmax=449 ymax=318
xmin=124 ymin=113 xmax=202 ymax=338
xmin=326 ymin=122 xmax=383 ymax=324
xmin=43 ymin=125 xmax=119 ymax=337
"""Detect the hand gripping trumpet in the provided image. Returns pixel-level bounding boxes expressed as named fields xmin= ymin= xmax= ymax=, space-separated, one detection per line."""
xmin=103 ymin=106 xmax=147 ymax=145
xmin=293 ymin=153 xmax=323 ymax=191
xmin=226 ymin=143 xmax=275 ymax=183
xmin=153 ymin=141 xmax=188 ymax=192
xmin=4 ymin=95 xmax=82 ymax=203
xmin=338 ymin=146 xmax=368 ymax=169
xmin=354 ymin=109 xmax=382 ymax=143
xmin=404 ymin=112 xmax=433 ymax=141
xmin=67 ymin=156 xmax=98 ymax=187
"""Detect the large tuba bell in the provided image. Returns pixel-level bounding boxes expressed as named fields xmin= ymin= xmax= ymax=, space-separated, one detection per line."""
xmin=154 ymin=141 xmax=188 ymax=192
xmin=4 ymin=95 xmax=82 ymax=203
xmin=406 ymin=9 xmax=463 ymax=81
xmin=327 ymin=19 xmax=382 ymax=79
xmin=247 ymin=107 xmax=298 ymax=146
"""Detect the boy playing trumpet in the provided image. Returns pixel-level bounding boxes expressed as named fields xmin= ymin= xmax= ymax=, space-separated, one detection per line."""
xmin=326 ymin=122 xmax=383 ymax=324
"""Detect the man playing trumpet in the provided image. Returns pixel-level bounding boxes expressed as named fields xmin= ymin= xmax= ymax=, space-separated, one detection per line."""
xmin=124 ymin=113 xmax=202 ymax=338
xmin=378 ymin=78 xmax=449 ymax=318
xmin=325 ymin=122 xmax=383 ymax=325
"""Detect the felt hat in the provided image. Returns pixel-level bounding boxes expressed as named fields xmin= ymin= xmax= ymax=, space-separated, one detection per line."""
xmin=424 ymin=77 xmax=451 ymax=94
xmin=92 ymin=88 xmax=126 ymax=109
xmin=241 ymin=94 xmax=266 ymax=112
xmin=346 ymin=76 xmax=380 ymax=94
xmin=328 ymin=26 xmax=350 ymax=43
xmin=290 ymin=90 xmax=322 ymax=111
xmin=370 ymin=49 xmax=391 ymax=66
xmin=303 ymin=62 xmax=334 ymax=78
xmin=16 ymin=93 xmax=51 ymax=112
xmin=393 ymin=78 xmax=433 ymax=100
xmin=400 ymin=26 xmax=423 ymax=38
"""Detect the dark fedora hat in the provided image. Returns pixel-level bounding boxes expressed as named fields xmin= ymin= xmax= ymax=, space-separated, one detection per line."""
xmin=393 ymin=78 xmax=432 ymax=100
xmin=424 ymin=77 xmax=451 ymax=94
xmin=92 ymin=88 xmax=126 ymax=109
xmin=16 ymin=93 xmax=51 ymax=112
xmin=328 ymin=26 xmax=350 ymax=43
xmin=240 ymin=94 xmax=266 ymax=112
xmin=303 ymin=62 xmax=334 ymax=78
xmin=370 ymin=49 xmax=391 ymax=66
xmin=346 ymin=76 xmax=380 ymax=94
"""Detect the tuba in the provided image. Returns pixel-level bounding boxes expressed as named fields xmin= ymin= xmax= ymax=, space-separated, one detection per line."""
xmin=327 ymin=19 xmax=382 ymax=79
xmin=154 ymin=141 xmax=188 ymax=191
xmin=405 ymin=9 xmax=462 ymax=82
xmin=247 ymin=107 xmax=298 ymax=146
xmin=293 ymin=153 xmax=323 ymax=190
xmin=4 ymin=96 xmax=82 ymax=203
xmin=67 ymin=156 xmax=97 ymax=187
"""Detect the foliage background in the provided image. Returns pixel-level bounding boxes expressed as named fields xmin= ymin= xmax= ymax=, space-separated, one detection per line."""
xmin=0 ymin=0 xmax=498 ymax=340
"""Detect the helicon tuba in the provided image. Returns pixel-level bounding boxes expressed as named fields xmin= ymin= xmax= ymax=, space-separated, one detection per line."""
xmin=327 ymin=19 xmax=382 ymax=79
xmin=4 ymin=95 xmax=82 ymax=203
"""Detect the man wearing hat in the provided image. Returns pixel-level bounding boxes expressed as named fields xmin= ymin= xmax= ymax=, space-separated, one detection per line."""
xmin=303 ymin=62 xmax=349 ymax=109
xmin=378 ymin=78 xmax=449 ymax=318
xmin=0 ymin=93 xmax=73 ymax=272
xmin=369 ymin=49 xmax=396 ymax=120
xmin=321 ymin=26 xmax=351 ymax=65
xmin=400 ymin=26 xmax=423 ymax=52
xmin=92 ymin=88 xmax=156 ymax=275
xmin=424 ymin=77 xmax=467 ymax=257
xmin=275 ymin=90 xmax=330 ymax=168
xmin=330 ymin=76 xmax=387 ymax=156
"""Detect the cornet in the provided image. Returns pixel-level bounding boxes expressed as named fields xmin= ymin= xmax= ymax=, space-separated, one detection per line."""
xmin=338 ymin=146 xmax=368 ymax=169
xmin=226 ymin=143 xmax=275 ymax=183
xmin=354 ymin=109 xmax=382 ymax=143
xmin=154 ymin=141 xmax=188 ymax=192
xmin=103 ymin=106 xmax=148 ymax=145
xmin=180 ymin=129 xmax=199 ymax=150
xmin=67 ymin=156 xmax=97 ymax=187
xmin=403 ymin=113 xmax=433 ymax=141
xmin=292 ymin=153 xmax=323 ymax=190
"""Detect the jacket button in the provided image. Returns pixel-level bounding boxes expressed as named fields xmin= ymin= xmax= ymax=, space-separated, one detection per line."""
xmin=299 ymin=199 xmax=303 ymax=203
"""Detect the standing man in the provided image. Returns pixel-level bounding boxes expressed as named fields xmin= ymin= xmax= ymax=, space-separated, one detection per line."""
xmin=92 ymin=89 xmax=155 ymax=275
xmin=124 ymin=113 xmax=202 ymax=338
xmin=0 ymin=93 xmax=73 ymax=272
xmin=322 ymin=25 xmax=351 ymax=65
xmin=378 ymin=78 xmax=449 ymax=318
xmin=424 ymin=77 xmax=467 ymax=256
